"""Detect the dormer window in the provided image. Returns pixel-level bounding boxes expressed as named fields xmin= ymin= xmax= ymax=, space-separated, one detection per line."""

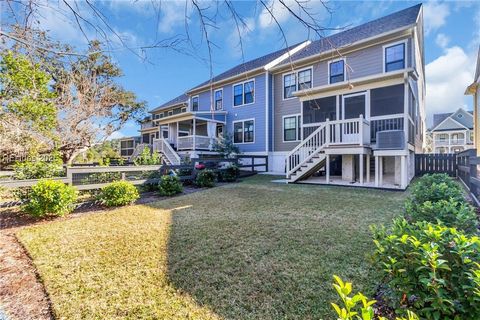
xmin=191 ymin=96 xmax=199 ymax=111
xmin=329 ymin=60 xmax=345 ymax=84
xmin=385 ymin=43 xmax=405 ymax=72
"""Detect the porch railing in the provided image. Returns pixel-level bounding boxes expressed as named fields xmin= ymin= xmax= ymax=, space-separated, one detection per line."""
xmin=327 ymin=116 xmax=370 ymax=146
xmin=152 ymin=138 xmax=181 ymax=165
xmin=177 ymin=135 xmax=215 ymax=151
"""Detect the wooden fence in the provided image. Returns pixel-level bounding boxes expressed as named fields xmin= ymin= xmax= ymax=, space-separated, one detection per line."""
xmin=0 ymin=155 xmax=268 ymax=191
xmin=415 ymin=153 xmax=457 ymax=176
xmin=457 ymin=149 xmax=480 ymax=205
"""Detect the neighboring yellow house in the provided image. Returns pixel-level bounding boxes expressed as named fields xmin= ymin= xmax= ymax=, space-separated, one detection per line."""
xmin=465 ymin=46 xmax=480 ymax=155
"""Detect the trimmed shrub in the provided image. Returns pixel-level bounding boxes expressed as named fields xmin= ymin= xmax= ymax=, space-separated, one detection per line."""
xmin=97 ymin=181 xmax=139 ymax=207
xmin=158 ymin=175 xmax=183 ymax=196
xmin=22 ymin=180 xmax=77 ymax=217
xmin=13 ymin=158 xmax=64 ymax=180
xmin=133 ymin=147 xmax=162 ymax=165
xmin=219 ymin=164 xmax=240 ymax=182
xmin=195 ymin=169 xmax=216 ymax=188
xmin=406 ymin=174 xmax=464 ymax=213
xmin=406 ymin=198 xmax=478 ymax=233
xmin=371 ymin=218 xmax=480 ymax=319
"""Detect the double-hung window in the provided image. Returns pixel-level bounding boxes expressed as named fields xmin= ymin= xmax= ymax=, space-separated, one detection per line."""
xmin=283 ymin=69 xmax=312 ymax=99
xmin=283 ymin=73 xmax=296 ymax=99
xmin=191 ymin=96 xmax=199 ymax=111
xmin=233 ymin=80 xmax=255 ymax=106
xmin=283 ymin=115 xmax=301 ymax=142
xmin=385 ymin=43 xmax=405 ymax=72
xmin=329 ymin=60 xmax=345 ymax=84
xmin=214 ymin=89 xmax=223 ymax=110
xmin=233 ymin=120 xmax=254 ymax=143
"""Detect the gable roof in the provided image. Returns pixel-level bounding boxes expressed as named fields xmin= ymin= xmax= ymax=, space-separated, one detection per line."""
xmin=277 ymin=4 xmax=422 ymax=66
xmin=431 ymin=108 xmax=473 ymax=131
xmin=150 ymin=93 xmax=188 ymax=114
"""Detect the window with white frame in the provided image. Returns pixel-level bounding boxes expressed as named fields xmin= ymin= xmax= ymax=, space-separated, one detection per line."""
xmin=283 ymin=115 xmax=301 ymax=142
xmin=385 ymin=43 xmax=405 ymax=72
xmin=329 ymin=60 xmax=344 ymax=84
xmin=283 ymin=69 xmax=312 ymax=99
xmin=233 ymin=80 xmax=255 ymax=106
xmin=233 ymin=120 xmax=254 ymax=143
xmin=191 ymin=96 xmax=199 ymax=111
xmin=214 ymin=89 xmax=223 ymax=110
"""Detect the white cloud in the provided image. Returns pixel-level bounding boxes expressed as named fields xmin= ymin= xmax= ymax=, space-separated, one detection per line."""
xmin=226 ymin=17 xmax=256 ymax=59
xmin=435 ymin=33 xmax=450 ymax=48
xmin=259 ymin=0 xmax=292 ymax=29
xmin=423 ymin=2 xmax=450 ymax=35
xmin=107 ymin=131 xmax=126 ymax=140
xmin=425 ymin=46 xmax=475 ymax=124
xmin=157 ymin=1 xmax=193 ymax=34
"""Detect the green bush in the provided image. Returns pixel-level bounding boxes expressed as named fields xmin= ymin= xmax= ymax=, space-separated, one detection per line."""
xmin=134 ymin=147 xmax=161 ymax=165
xmin=97 ymin=181 xmax=139 ymax=207
xmin=22 ymin=180 xmax=77 ymax=217
xmin=406 ymin=174 xmax=464 ymax=213
xmin=196 ymin=169 xmax=216 ymax=188
xmin=13 ymin=158 xmax=64 ymax=180
xmin=330 ymin=275 xmax=418 ymax=320
xmin=406 ymin=198 xmax=478 ymax=233
xmin=371 ymin=218 xmax=480 ymax=319
xmin=219 ymin=164 xmax=239 ymax=182
xmin=158 ymin=175 xmax=183 ymax=196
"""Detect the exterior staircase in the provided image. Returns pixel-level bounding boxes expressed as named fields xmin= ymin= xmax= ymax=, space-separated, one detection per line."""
xmin=152 ymin=138 xmax=181 ymax=165
xmin=286 ymin=123 xmax=328 ymax=183
xmin=129 ymin=143 xmax=147 ymax=162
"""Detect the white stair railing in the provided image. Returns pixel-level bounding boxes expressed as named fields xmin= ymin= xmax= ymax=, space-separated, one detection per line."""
xmin=286 ymin=123 xmax=327 ymax=178
xmin=153 ymin=138 xmax=181 ymax=165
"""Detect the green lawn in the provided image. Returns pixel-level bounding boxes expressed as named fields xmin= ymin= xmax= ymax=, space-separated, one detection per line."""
xmin=17 ymin=175 xmax=406 ymax=319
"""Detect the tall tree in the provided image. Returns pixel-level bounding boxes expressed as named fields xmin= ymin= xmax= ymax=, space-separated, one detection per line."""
xmin=53 ymin=41 xmax=145 ymax=163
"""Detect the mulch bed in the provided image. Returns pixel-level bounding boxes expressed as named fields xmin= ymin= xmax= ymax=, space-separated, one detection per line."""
xmin=0 ymin=184 xmax=215 ymax=320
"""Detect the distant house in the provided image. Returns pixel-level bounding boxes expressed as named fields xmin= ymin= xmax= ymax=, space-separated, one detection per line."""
xmin=121 ymin=4 xmax=425 ymax=189
xmin=430 ymin=108 xmax=474 ymax=154
xmin=465 ymin=46 xmax=480 ymax=155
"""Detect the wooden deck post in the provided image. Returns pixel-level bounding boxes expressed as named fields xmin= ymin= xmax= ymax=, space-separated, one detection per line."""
xmin=326 ymin=154 xmax=330 ymax=184
xmin=401 ymin=155 xmax=407 ymax=189
xmin=375 ymin=156 xmax=379 ymax=187
xmin=193 ymin=118 xmax=196 ymax=151
xmin=366 ymin=154 xmax=370 ymax=183
xmin=359 ymin=154 xmax=364 ymax=185
xmin=379 ymin=156 xmax=383 ymax=186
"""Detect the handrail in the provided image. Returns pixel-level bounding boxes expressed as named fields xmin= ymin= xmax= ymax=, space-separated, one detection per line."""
xmin=286 ymin=123 xmax=327 ymax=178
xmin=153 ymin=138 xmax=181 ymax=165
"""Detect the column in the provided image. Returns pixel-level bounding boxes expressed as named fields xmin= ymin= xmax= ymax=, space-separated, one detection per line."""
xmin=375 ymin=156 xmax=379 ymax=187
xmin=359 ymin=154 xmax=364 ymax=185
xmin=379 ymin=156 xmax=383 ymax=186
xmin=192 ymin=118 xmax=196 ymax=150
xmin=366 ymin=154 xmax=370 ymax=183
xmin=401 ymin=155 xmax=407 ymax=189
xmin=326 ymin=154 xmax=330 ymax=184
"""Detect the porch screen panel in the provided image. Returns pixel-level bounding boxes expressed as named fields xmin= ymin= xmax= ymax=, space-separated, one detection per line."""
xmin=370 ymin=84 xmax=404 ymax=117
xmin=344 ymin=94 xmax=366 ymax=119
xmin=302 ymin=96 xmax=336 ymax=124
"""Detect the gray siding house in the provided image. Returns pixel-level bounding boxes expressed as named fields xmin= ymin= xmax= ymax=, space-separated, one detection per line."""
xmin=430 ymin=108 xmax=474 ymax=154
xmin=121 ymin=4 xmax=425 ymax=189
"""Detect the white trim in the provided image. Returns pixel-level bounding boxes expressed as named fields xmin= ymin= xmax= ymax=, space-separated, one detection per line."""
xmin=382 ymin=39 xmax=408 ymax=73
xmin=264 ymin=41 xmax=312 ymax=70
xmin=214 ymin=88 xmax=223 ymax=110
xmin=282 ymin=114 xmax=301 ymax=143
xmin=369 ymin=113 xmax=404 ymax=121
xmin=265 ymin=72 xmax=269 ymax=153
xmin=190 ymin=95 xmax=199 ymax=111
xmin=232 ymin=79 xmax=256 ymax=107
xmin=328 ymin=57 xmax=346 ymax=85
xmin=281 ymin=66 xmax=313 ymax=100
xmin=232 ymin=118 xmax=255 ymax=144
xmin=341 ymin=91 xmax=367 ymax=120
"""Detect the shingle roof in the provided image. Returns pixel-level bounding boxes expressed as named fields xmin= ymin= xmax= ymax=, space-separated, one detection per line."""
xmin=431 ymin=108 xmax=474 ymax=130
xmin=433 ymin=112 xmax=452 ymax=128
xmin=150 ymin=93 xmax=188 ymax=113
xmin=188 ymin=42 xmax=303 ymax=92
xmin=279 ymin=4 xmax=422 ymax=64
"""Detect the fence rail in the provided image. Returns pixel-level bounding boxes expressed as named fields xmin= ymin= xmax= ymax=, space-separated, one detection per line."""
xmin=0 ymin=155 xmax=268 ymax=191
xmin=457 ymin=149 xmax=480 ymax=205
xmin=415 ymin=153 xmax=457 ymax=176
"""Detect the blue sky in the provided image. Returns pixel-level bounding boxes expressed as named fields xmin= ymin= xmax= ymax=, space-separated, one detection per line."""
xmin=14 ymin=0 xmax=480 ymax=137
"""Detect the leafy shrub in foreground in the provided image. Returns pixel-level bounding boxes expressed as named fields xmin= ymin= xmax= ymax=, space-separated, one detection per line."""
xmin=22 ymin=180 xmax=77 ymax=217
xmin=195 ymin=169 xmax=216 ymax=188
xmin=406 ymin=198 xmax=478 ymax=233
xmin=158 ymin=175 xmax=183 ymax=196
xmin=371 ymin=218 xmax=480 ymax=319
xmin=13 ymin=158 xmax=64 ymax=180
xmin=330 ymin=275 xmax=418 ymax=320
xmin=97 ymin=181 xmax=139 ymax=207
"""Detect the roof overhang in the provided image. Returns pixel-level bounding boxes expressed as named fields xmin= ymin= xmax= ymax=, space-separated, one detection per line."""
xmin=187 ymin=69 xmax=265 ymax=95
xmin=269 ymin=25 xmax=415 ymax=74
xmin=149 ymin=101 xmax=188 ymax=114
xmin=294 ymin=68 xmax=414 ymax=101
xmin=156 ymin=111 xmax=227 ymax=125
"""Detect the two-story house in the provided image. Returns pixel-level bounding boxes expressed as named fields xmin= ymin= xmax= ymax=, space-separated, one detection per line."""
xmin=121 ymin=4 xmax=425 ymax=189
xmin=430 ymin=108 xmax=474 ymax=154
xmin=466 ymin=46 xmax=480 ymax=155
